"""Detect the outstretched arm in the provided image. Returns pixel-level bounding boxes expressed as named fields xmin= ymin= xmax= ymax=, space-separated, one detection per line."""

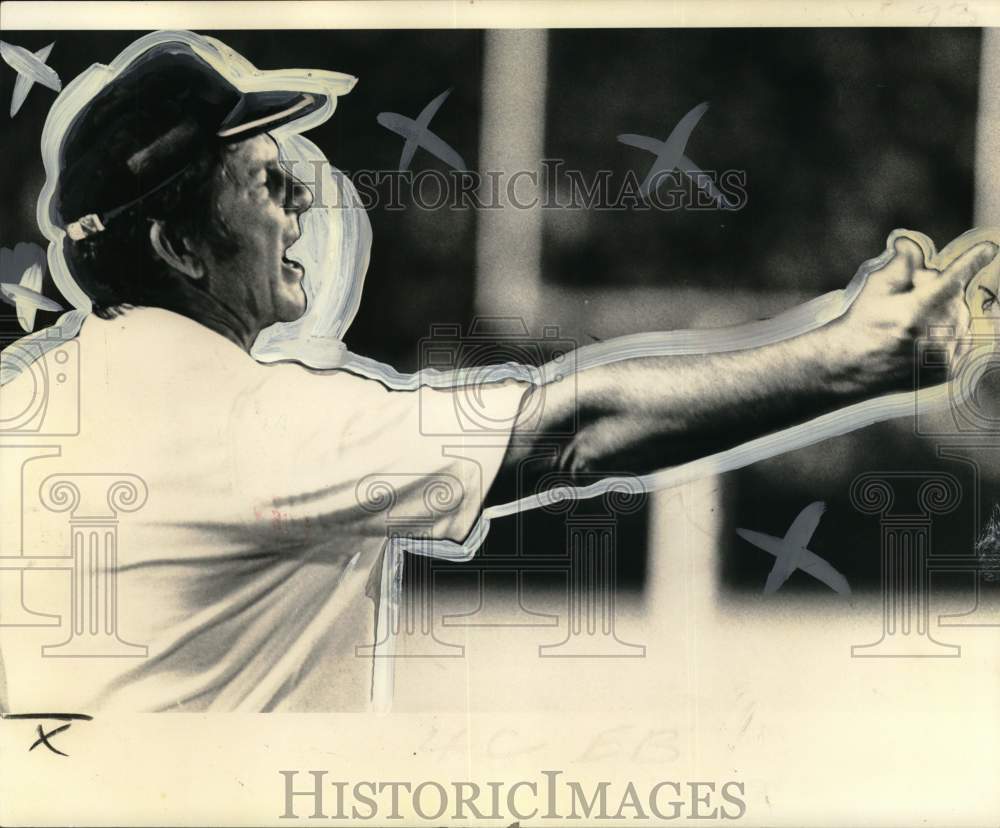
xmin=488 ymin=235 xmax=996 ymax=502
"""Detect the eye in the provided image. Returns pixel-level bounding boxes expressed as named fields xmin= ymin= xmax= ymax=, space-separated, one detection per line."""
xmin=265 ymin=167 xmax=298 ymax=207
xmin=265 ymin=168 xmax=284 ymax=194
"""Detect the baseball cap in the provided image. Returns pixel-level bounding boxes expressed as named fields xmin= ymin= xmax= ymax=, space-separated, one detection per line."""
xmin=56 ymin=41 xmax=327 ymax=240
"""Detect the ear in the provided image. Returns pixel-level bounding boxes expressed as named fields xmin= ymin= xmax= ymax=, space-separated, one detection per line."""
xmin=149 ymin=220 xmax=205 ymax=280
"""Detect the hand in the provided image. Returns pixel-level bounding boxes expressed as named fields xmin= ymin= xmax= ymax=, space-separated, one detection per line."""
xmin=826 ymin=232 xmax=998 ymax=395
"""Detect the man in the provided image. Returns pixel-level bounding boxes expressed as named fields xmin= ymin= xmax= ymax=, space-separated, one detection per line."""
xmin=0 ymin=38 xmax=994 ymax=712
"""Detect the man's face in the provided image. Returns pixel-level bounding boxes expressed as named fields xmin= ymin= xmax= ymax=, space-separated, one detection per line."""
xmin=196 ymin=133 xmax=313 ymax=332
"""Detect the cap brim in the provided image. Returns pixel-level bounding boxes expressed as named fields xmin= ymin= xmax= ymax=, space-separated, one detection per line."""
xmin=217 ymin=90 xmax=326 ymax=139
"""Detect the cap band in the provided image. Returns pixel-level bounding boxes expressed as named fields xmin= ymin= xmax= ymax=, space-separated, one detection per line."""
xmin=64 ymin=162 xmax=192 ymax=242
xmin=217 ymin=93 xmax=316 ymax=138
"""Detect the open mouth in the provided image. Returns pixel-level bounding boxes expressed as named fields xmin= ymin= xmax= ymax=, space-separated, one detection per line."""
xmin=281 ymin=253 xmax=304 ymax=278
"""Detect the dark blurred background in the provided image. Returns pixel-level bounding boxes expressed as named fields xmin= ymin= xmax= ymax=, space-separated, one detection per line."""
xmin=2 ymin=28 xmax=995 ymax=598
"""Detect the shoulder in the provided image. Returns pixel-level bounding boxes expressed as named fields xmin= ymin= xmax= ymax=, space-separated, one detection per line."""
xmin=234 ymin=363 xmax=405 ymax=431
xmin=75 ymin=307 xmax=259 ymax=388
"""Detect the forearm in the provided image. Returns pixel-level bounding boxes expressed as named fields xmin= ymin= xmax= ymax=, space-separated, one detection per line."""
xmin=564 ymin=325 xmax=870 ymax=475
xmin=500 ymin=321 xmax=883 ymax=492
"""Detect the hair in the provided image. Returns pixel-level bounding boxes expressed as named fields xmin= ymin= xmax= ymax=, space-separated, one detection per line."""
xmin=60 ymin=141 xmax=240 ymax=317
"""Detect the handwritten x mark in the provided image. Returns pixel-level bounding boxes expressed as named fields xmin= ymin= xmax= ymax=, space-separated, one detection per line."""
xmin=618 ymin=101 xmax=734 ymax=208
xmin=30 ymin=723 xmax=72 ymax=756
xmin=3 ymin=712 xmax=93 ymax=757
xmin=377 ymin=88 xmax=468 ymax=173
xmin=0 ymin=40 xmax=61 ymax=118
xmin=736 ymin=501 xmax=852 ymax=595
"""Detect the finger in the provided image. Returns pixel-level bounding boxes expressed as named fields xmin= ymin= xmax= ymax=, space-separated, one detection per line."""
xmin=906 ymin=265 xmax=965 ymax=350
xmin=953 ymin=302 xmax=973 ymax=363
xmin=915 ymin=266 xmax=964 ymax=310
xmin=894 ymin=235 xmax=925 ymax=271
xmin=941 ymin=241 xmax=999 ymax=290
xmin=945 ymin=307 xmax=973 ymax=371
xmin=912 ymin=266 xmax=942 ymax=290
xmin=874 ymin=236 xmax=925 ymax=293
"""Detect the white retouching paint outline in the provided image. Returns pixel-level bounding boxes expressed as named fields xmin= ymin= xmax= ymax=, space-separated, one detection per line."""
xmin=3 ymin=31 xmax=996 ymax=713
xmin=1 ymin=30 xmax=360 ymax=384
xmin=341 ymin=226 xmax=998 ymax=561
xmin=35 ymin=29 xmax=357 ymax=316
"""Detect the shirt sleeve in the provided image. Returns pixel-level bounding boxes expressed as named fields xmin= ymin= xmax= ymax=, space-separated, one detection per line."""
xmin=229 ymin=364 xmax=530 ymax=546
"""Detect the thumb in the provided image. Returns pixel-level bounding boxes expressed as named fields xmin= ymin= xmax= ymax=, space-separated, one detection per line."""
xmin=873 ymin=236 xmax=926 ymax=293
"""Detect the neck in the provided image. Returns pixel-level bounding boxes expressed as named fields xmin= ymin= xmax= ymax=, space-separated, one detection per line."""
xmin=145 ymin=278 xmax=260 ymax=353
xmin=188 ymin=305 xmax=258 ymax=352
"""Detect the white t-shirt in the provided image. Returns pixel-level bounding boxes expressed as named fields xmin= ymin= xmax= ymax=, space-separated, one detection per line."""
xmin=0 ymin=308 xmax=527 ymax=712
